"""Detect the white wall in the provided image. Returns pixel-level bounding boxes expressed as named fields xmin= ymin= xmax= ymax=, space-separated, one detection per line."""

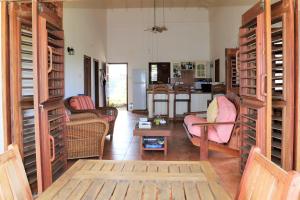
xmin=0 ymin=3 xmax=4 ymax=153
xmin=64 ymin=8 xmax=107 ymax=106
xmin=209 ymin=6 xmax=249 ymax=82
xmin=107 ymin=8 xmax=211 ymax=108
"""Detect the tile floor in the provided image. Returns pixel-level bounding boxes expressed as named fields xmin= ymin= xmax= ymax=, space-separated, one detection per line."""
xmin=100 ymin=108 xmax=241 ymax=197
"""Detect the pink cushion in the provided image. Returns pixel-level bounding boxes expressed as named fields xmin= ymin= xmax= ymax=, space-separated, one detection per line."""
xmin=184 ymin=115 xmax=223 ymax=143
xmin=215 ymin=96 xmax=237 ymax=143
xmin=183 ymin=96 xmax=237 ymax=144
xmin=70 ymin=96 xmax=95 ymax=110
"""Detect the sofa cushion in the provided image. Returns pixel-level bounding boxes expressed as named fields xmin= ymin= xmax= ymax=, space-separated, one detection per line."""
xmin=184 ymin=115 xmax=223 ymax=143
xmin=70 ymin=96 xmax=95 ymax=110
xmin=215 ymin=96 xmax=237 ymax=143
xmin=207 ymin=97 xmax=218 ymax=123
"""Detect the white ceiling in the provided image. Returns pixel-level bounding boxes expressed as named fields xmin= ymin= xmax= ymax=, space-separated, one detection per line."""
xmin=64 ymin=0 xmax=258 ymax=9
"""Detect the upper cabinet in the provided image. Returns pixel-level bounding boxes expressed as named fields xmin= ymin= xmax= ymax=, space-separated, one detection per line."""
xmin=195 ymin=61 xmax=211 ymax=79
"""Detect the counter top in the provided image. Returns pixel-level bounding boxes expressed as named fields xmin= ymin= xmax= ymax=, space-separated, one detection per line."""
xmin=147 ymin=89 xmax=211 ymax=94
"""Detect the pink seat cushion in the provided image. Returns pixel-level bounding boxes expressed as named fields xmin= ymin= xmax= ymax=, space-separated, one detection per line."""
xmin=70 ymin=96 xmax=95 ymax=110
xmin=215 ymin=96 xmax=237 ymax=143
xmin=184 ymin=115 xmax=223 ymax=143
xmin=184 ymin=96 xmax=237 ymax=144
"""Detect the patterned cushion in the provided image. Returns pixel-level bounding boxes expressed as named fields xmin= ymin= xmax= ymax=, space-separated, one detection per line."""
xmin=70 ymin=96 xmax=95 ymax=110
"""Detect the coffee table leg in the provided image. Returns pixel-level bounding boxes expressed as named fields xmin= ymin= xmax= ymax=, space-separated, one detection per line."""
xmin=140 ymin=136 xmax=143 ymax=156
xmin=164 ymin=137 xmax=167 ymax=156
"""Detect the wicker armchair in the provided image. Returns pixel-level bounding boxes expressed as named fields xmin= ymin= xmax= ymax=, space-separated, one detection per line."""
xmin=66 ymin=113 xmax=109 ymax=159
xmin=64 ymin=96 xmax=118 ymax=140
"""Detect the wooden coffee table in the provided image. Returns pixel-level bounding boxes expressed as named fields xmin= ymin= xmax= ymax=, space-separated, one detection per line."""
xmin=133 ymin=123 xmax=171 ymax=156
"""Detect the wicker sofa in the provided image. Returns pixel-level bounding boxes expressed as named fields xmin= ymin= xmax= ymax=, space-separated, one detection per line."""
xmin=64 ymin=96 xmax=118 ymax=140
xmin=66 ymin=113 xmax=109 ymax=159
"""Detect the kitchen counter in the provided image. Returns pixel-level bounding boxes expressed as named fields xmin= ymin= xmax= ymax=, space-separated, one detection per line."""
xmin=147 ymin=88 xmax=212 ymax=119
xmin=147 ymin=89 xmax=211 ymax=94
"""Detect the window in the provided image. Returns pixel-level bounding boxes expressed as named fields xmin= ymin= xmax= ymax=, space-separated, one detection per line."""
xmin=149 ymin=62 xmax=170 ymax=84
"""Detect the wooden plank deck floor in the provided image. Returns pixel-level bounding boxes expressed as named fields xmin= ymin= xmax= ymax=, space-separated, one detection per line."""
xmin=38 ymin=160 xmax=232 ymax=200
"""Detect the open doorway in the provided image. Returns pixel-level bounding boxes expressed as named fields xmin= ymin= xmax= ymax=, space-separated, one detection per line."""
xmin=84 ymin=55 xmax=92 ymax=96
xmin=107 ymin=63 xmax=128 ymax=109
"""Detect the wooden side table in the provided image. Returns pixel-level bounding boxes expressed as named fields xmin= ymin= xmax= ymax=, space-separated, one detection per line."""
xmin=133 ymin=124 xmax=171 ymax=156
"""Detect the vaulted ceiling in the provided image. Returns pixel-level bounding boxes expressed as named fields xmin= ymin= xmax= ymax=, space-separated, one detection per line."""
xmin=64 ymin=0 xmax=257 ymax=9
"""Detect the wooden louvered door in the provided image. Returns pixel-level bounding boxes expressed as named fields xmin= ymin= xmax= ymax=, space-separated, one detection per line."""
xmin=36 ymin=2 xmax=66 ymax=189
xmin=239 ymin=3 xmax=267 ymax=171
xmin=8 ymin=2 xmax=39 ymax=194
xmin=39 ymin=3 xmax=64 ymax=103
xmin=240 ymin=99 xmax=266 ymax=171
xmin=225 ymin=48 xmax=239 ymax=94
xmin=239 ymin=11 xmax=266 ymax=102
xmin=239 ymin=0 xmax=297 ymax=171
xmin=269 ymin=0 xmax=295 ymax=170
xmin=40 ymin=102 xmax=66 ymax=184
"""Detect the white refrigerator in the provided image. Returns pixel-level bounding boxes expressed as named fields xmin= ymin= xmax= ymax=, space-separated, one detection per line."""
xmin=132 ymin=69 xmax=147 ymax=110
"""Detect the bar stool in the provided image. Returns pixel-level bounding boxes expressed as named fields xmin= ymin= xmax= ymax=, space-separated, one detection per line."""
xmin=152 ymin=85 xmax=169 ymax=117
xmin=207 ymin=84 xmax=226 ymax=106
xmin=174 ymin=85 xmax=191 ymax=120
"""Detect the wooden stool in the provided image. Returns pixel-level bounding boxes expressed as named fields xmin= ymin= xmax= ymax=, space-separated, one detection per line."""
xmin=174 ymin=85 xmax=191 ymax=120
xmin=207 ymin=83 xmax=226 ymax=106
xmin=152 ymin=85 xmax=169 ymax=117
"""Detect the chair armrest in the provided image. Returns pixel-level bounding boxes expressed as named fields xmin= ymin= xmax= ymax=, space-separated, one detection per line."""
xmin=66 ymin=119 xmax=109 ymax=138
xmin=185 ymin=111 xmax=207 ymax=115
xmin=96 ymin=107 xmax=118 ymax=117
xmin=69 ymin=113 xmax=98 ymax=121
xmin=192 ymin=121 xmax=240 ymax=127
xmin=68 ymin=109 xmax=100 ymax=115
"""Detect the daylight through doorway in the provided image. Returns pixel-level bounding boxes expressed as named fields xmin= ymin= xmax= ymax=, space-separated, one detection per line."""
xmin=107 ymin=63 xmax=128 ymax=108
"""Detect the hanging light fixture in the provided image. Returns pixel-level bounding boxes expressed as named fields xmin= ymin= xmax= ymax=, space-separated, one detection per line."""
xmin=145 ymin=0 xmax=168 ymax=33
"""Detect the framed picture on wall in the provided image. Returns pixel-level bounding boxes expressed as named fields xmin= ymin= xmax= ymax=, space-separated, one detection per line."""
xmin=172 ymin=62 xmax=181 ymax=78
xmin=181 ymin=61 xmax=195 ymax=70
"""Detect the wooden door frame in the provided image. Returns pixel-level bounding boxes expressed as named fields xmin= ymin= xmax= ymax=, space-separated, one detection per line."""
xmin=102 ymin=62 xmax=107 ymax=107
xmin=1 ymin=2 xmax=11 ymax=150
xmin=94 ymin=59 xmax=100 ymax=108
xmin=84 ymin=55 xmax=92 ymax=96
xmin=107 ymin=63 xmax=128 ymax=110
xmin=214 ymin=59 xmax=220 ymax=82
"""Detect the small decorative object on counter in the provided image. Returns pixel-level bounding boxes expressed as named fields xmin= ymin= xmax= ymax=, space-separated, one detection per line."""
xmin=154 ymin=115 xmax=167 ymax=125
xmin=154 ymin=116 xmax=161 ymax=125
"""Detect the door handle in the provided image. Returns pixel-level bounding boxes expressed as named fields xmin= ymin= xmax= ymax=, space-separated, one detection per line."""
xmin=261 ymin=74 xmax=267 ymax=97
xmin=48 ymin=46 xmax=53 ymax=73
xmin=49 ymin=135 xmax=55 ymax=162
